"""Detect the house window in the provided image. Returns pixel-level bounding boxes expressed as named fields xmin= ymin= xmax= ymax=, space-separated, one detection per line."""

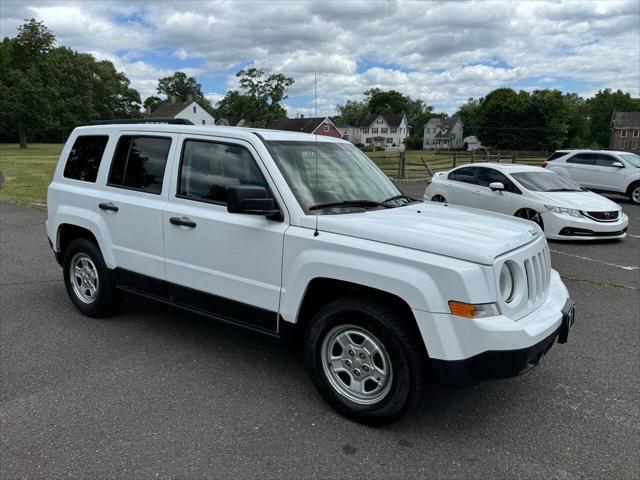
xmin=365 ymin=138 xmax=371 ymax=144
xmin=631 ymin=141 xmax=638 ymax=150
xmin=399 ymin=128 xmax=403 ymax=134
xmin=386 ymin=138 xmax=393 ymax=144
xmin=633 ymin=130 xmax=639 ymax=138
xmin=362 ymin=128 xmax=369 ymax=134
xmin=377 ymin=119 xmax=383 ymax=124
xmin=202 ymin=120 xmax=205 ymax=125
xmin=324 ymin=124 xmax=330 ymax=132
xmin=193 ymin=106 xmax=197 ymax=113
xmin=372 ymin=128 xmax=378 ymax=134
xmin=381 ymin=128 xmax=388 ymax=133
xmin=391 ymin=128 xmax=397 ymax=134
xmin=621 ymin=129 xmax=628 ymax=137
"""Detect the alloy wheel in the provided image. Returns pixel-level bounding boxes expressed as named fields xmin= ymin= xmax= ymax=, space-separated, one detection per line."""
xmin=69 ymin=253 xmax=99 ymax=304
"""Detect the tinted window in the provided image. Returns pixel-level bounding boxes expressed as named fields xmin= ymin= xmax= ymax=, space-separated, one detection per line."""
xmin=511 ymin=172 xmax=583 ymax=192
xmin=63 ymin=135 xmax=109 ymax=182
xmin=476 ymin=168 xmax=508 ymax=187
xmin=448 ymin=166 xmax=476 ymax=183
xmin=567 ymin=153 xmax=595 ymax=165
xmin=108 ymin=136 xmax=172 ymax=194
xmin=546 ymin=151 xmax=568 ymax=161
xmin=178 ymin=140 xmax=267 ymax=204
xmin=595 ymin=154 xmax=622 ymax=167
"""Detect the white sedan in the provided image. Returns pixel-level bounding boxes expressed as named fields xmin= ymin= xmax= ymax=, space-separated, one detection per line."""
xmin=424 ymin=164 xmax=629 ymax=240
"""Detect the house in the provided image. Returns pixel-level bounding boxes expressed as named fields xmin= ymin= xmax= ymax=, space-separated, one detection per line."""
xmin=610 ymin=111 xmax=640 ymax=152
xmin=146 ymin=95 xmax=215 ymax=125
xmin=337 ymin=114 xmax=410 ymax=148
xmin=271 ymin=116 xmax=343 ymax=138
xmin=216 ymin=117 xmax=246 ymax=127
xmin=423 ymin=115 xmax=464 ymax=150
xmin=463 ymin=135 xmax=483 ymax=151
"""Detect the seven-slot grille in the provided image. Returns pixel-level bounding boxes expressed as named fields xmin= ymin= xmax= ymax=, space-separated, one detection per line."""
xmin=584 ymin=210 xmax=619 ymax=222
xmin=523 ymin=245 xmax=551 ymax=304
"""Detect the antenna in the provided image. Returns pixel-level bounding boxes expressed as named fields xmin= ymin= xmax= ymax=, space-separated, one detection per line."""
xmin=313 ymin=72 xmax=319 ymax=237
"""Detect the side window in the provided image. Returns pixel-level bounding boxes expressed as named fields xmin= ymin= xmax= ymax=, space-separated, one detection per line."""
xmin=177 ymin=140 xmax=268 ymax=204
xmin=567 ymin=153 xmax=595 ymax=165
xmin=108 ymin=136 xmax=172 ymax=194
xmin=63 ymin=135 xmax=109 ymax=182
xmin=448 ymin=166 xmax=476 ymax=184
xmin=596 ymin=154 xmax=622 ymax=167
xmin=476 ymin=168 xmax=508 ymax=187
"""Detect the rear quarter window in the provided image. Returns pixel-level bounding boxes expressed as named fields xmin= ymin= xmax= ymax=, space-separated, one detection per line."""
xmin=63 ymin=135 xmax=109 ymax=182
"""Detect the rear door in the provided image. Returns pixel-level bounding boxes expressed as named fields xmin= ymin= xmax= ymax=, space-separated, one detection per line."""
xmin=590 ymin=153 xmax=626 ymax=192
xmin=564 ymin=153 xmax=596 ymax=186
xmin=444 ymin=166 xmax=477 ymax=206
xmin=162 ymin=135 xmax=287 ymax=333
xmin=98 ymin=132 xmax=177 ymax=290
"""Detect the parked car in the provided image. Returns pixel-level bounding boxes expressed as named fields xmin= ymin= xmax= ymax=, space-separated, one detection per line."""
xmin=425 ymin=164 xmax=628 ymax=240
xmin=543 ymin=150 xmax=640 ymax=205
xmin=47 ymin=121 xmax=574 ymax=424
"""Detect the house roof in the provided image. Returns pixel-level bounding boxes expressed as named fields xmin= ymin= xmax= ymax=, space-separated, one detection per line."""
xmin=426 ymin=115 xmax=462 ymax=130
xmin=216 ymin=117 xmax=244 ymax=126
xmin=147 ymin=101 xmax=192 ymax=118
xmin=271 ymin=117 xmax=329 ymax=133
xmin=360 ymin=113 xmax=406 ymax=128
xmin=611 ymin=111 xmax=640 ymax=129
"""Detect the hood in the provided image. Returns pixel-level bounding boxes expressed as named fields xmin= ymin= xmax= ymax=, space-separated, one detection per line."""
xmin=534 ymin=191 xmax=620 ymax=211
xmin=301 ymin=203 xmax=539 ymax=265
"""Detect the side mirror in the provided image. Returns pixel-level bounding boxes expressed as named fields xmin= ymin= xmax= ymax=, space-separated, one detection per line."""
xmin=489 ymin=182 xmax=505 ymax=192
xmin=611 ymin=161 xmax=624 ymax=168
xmin=227 ymin=186 xmax=282 ymax=221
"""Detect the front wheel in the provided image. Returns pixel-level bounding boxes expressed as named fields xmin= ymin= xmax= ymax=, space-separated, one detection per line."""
xmin=431 ymin=194 xmax=447 ymax=203
xmin=628 ymin=182 xmax=640 ymax=205
xmin=515 ymin=208 xmax=544 ymax=231
xmin=305 ymin=296 xmax=428 ymax=425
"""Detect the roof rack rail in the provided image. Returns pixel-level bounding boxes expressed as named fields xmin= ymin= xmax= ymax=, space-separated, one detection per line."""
xmin=88 ymin=118 xmax=195 ymax=126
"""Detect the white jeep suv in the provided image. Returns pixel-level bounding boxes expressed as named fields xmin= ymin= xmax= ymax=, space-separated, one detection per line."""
xmin=544 ymin=150 xmax=640 ymax=204
xmin=46 ymin=120 xmax=575 ymax=424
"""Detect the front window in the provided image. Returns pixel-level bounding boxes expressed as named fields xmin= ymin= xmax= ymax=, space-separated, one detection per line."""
xmin=621 ymin=129 xmax=628 ymax=137
xmin=267 ymin=141 xmax=403 ymax=213
xmin=372 ymin=128 xmax=378 ymax=134
xmin=362 ymin=128 xmax=369 ymax=134
xmin=511 ymin=171 xmax=584 ymax=192
xmin=381 ymin=128 xmax=388 ymax=133
xmin=619 ymin=153 xmax=640 ymax=167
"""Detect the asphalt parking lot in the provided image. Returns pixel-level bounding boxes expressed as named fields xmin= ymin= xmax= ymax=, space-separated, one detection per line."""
xmin=1 ymin=191 xmax=638 ymax=480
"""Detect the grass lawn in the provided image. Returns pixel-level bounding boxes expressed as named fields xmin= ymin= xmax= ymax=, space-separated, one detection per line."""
xmin=0 ymin=143 xmax=63 ymax=207
xmin=0 ymin=143 xmax=546 ymax=207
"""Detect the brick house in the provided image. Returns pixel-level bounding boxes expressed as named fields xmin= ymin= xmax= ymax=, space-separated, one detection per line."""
xmin=271 ymin=116 xmax=342 ymax=138
xmin=610 ymin=111 xmax=640 ymax=152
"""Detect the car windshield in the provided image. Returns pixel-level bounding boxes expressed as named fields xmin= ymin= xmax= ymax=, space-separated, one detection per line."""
xmin=267 ymin=141 xmax=407 ymax=213
xmin=619 ymin=153 xmax=640 ymax=168
xmin=511 ymin=171 xmax=584 ymax=192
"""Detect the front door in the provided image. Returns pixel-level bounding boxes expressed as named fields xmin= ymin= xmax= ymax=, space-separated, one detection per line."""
xmin=163 ymin=135 xmax=287 ymax=333
xmin=590 ymin=153 xmax=626 ymax=191
xmin=472 ymin=167 xmax=515 ymax=214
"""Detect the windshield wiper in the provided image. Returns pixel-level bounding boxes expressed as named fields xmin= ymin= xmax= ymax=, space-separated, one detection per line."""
xmin=308 ymin=200 xmax=391 ymax=211
xmin=382 ymin=194 xmax=418 ymax=204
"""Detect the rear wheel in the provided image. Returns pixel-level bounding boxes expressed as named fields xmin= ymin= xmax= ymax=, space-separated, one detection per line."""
xmin=515 ymin=208 xmax=544 ymax=231
xmin=431 ymin=194 xmax=447 ymax=203
xmin=63 ymin=238 xmax=121 ymax=317
xmin=305 ymin=296 xmax=428 ymax=425
xmin=628 ymin=182 xmax=640 ymax=205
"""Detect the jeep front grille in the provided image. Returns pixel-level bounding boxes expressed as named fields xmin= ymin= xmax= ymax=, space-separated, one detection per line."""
xmin=524 ymin=245 xmax=550 ymax=303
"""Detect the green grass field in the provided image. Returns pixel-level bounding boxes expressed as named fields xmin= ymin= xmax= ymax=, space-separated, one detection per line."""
xmin=0 ymin=144 xmax=63 ymax=207
xmin=0 ymin=143 xmax=546 ymax=207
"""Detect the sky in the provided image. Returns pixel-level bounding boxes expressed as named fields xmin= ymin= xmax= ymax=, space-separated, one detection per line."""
xmin=1 ymin=0 xmax=639 ymax=116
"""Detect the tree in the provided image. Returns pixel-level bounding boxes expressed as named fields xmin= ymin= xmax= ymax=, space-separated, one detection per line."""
xmin=455 ymin=98 xmax=482 ymax=137
xmin=92 ymin=60 xmax=142 ymax=119
xmin=213 ymin=68 xmax=294 ymax=128
xmin=335 ymin=99 xmax=369 ymax=126
xmin=157 ymin=71 xmax=213 ymax=113
xmin=143 ymin=96 xmax=162 ymax=114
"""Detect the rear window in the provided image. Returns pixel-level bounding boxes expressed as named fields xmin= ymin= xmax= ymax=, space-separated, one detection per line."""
xmin=448 ymin=166 xmax=476 ymax=183
xmin=108 ymin=136 xmax=172 ymax=194
xmin=545 ymin=151 xmax=568 ymax=162
xmin=63 ymin=135 xmax=109 ymax=182
xmin=567 ymin=153 xmax=596 ymax=165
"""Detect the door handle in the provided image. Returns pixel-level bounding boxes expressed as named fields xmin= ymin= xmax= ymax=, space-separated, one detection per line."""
xmin=98 ymin=202 xmax=118 ymax=212
xmin=169 ymin=216 xmax=197 ymax=228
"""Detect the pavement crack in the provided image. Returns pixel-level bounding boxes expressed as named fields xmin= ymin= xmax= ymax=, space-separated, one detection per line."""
xmin=561 ymin=275 xmax=639 ymax=290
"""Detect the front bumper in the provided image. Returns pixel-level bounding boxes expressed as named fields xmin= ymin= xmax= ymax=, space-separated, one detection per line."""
xmin=543 ymin=211 xmax=628 ymax=240
xmin=430 ymin=299 xmax=575 ymax=387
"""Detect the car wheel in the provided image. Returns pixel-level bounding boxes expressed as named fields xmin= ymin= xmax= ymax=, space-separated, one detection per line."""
xmin=305 ymin=296 xmax=428 ymax=425
xmin=431 ymin=194 xmax=447 ymax=203
xmin=628 ymin=182 xmax=640 ymax=205
xmin=63 ymin=238 xmax=121 ymax=317
xmin=515 ymin=208 xmax=544 ymax=231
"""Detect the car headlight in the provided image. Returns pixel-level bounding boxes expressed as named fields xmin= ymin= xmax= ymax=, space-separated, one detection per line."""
xmin=499 ymin=262 xmax=515 ymax=303
xmin=545 ymin=205 xmax=583 ymax=218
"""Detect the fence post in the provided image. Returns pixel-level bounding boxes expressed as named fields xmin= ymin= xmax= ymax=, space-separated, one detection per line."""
xmin=453 ymin=153 xmax=457 ymax=167
xmin=398 ymin=151 xmax=405 ymax=179
xmin=420 ymin=157 xmax=434 ymax=177
xmin=497 ymin=152 xmax=501 ymax=163
xmin=486 ymin=150 xmax=489 ymax=161
xmin=471 ymin=152 xmax=475 ymax=163
xmin=512 ymin=153 xmax=516 ymax=164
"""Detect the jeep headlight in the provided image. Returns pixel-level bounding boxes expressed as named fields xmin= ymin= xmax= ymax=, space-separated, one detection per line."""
xmin=545 ymin=205 xmax=582 ymax=218
xmin=499 ymin=262 xmax=515 ymax=303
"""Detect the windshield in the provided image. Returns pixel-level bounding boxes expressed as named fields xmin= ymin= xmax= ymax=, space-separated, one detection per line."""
xmin=267 ymin=141 xmax=403 ymax=213
xmin=511 ymin=171 xmax=584 ymax=192
xmin=619 ymin=153 xmax=640 ymax=168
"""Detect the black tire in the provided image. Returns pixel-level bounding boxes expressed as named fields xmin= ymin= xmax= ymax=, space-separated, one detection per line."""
xmin=515 ymin=208 xmax=544 ymax=231
xmin=431 ymin=194 xmax=447 ymax=203
xmin=63 ymin=238 xmax=121 ymax=317
xmin=304 ymin=296 xmax=428 ymax=425
xmin=627 ymin=181 xmax=640 ymax=205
